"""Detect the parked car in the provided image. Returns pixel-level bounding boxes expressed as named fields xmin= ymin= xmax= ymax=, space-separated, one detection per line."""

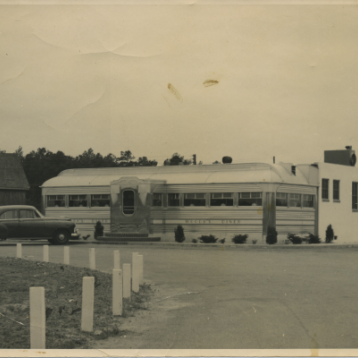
xmin=0 ymin=205 xmax=80 ymax=245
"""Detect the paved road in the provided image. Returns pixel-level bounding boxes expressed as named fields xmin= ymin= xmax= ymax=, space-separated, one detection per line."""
xmin=2 ymin=242 xmax=358 ymax=349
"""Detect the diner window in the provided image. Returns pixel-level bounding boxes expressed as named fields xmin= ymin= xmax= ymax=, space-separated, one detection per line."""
xmin=210 ymin=193 xmax=233 ymax=206
xmin=47 ymin=195 xmax=65 ymax=207
xmin=239 ymin=192 xmax=262 ymax=206
xmin=152 ymin=193 xmax=162 ymax=207
xmin=69 ymin=195 xmax=87 ymax=207
xmin=168 ymin=193 xmax=180 ymax=207
xmin=353 ymin=182 xmax=358 ymax=211
xmin=0 ymin=210 xmax=18 ymax=219
xmin=333 ymin=180 xmax=340 ymax=201
xmin=303 ymin=195 xmax=314 ymax=208
xmin=91 ymin=194 xmax=110 ymax=207
xmin=276 ymin=193 xmax=288 ymax=207
xmin=184 ymin=193 xmax=206 ymax=206
xmin=123 ymin=190 xmax=135 ymax=215
xmin=322 ymin=179 xmax=329 ymax=200
xmin=289 ymin=194 xmax=301 ymax=207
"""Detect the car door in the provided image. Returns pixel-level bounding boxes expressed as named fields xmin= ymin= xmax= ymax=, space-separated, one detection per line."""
xmin=18 ymin=209 xmax=45 ymax=238
xmin=0 ymin=209 xmax=20 ymax=237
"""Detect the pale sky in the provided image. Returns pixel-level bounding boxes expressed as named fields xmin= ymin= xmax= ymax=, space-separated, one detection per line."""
xmin=1 ymin=2 xmax=358 ymax=165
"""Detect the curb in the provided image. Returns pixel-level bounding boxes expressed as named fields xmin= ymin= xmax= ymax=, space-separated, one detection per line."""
xmin=1 ymin=240 xmax=358 ymax=250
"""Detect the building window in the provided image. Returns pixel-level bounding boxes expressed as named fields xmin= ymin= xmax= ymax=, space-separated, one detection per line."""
xmin=333 ymin=180 xmax=340 ymax=201
xmin=303 ymin=195 xmax=314 ymax=208
xmin=210 ymin=193 xmax=234 ymax=206
xmin=184 ymin=193 xmax=206 ymax=206
xmin=168 ymin=193 xmax=180 ymax=207
xmin=91 ymin=194 xmax=110 ymax=207
xmin=47 ymin=195 xmax=65 ymax=207
xmin=353 ymin=182 xmax=358 ymax=211
xmin=289 ymin=194 xmax=301 ymax=207
xmin=69 ymin=195 xmax=88 ymax=207
xmin=276 ymin=193 xmax=288 ymax=207
xmin=122 ymin=190 xmax=135 ymax=215
xmin=239 ymin=192 xmax=262 ymax=206
xmin=322 ymin=179 xmax=329 ymax=200
xmin=152 ymin=193 xmax=162 ymax=207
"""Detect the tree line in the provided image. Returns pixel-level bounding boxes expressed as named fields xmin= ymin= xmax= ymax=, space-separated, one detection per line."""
xmin=9 ymin=147 xmax=195 ymax=210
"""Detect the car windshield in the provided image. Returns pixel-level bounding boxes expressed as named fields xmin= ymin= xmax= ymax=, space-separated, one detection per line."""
xmin=33 ymin=209 xmax=44 ymax=218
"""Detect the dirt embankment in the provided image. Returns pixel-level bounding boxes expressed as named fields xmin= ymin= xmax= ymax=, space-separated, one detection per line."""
xmin=0 ymin=257 xmax=153 ymax=349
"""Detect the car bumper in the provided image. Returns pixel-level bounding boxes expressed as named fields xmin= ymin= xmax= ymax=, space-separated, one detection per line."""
xmin=71 ymin=228 xmax=81 ymax=239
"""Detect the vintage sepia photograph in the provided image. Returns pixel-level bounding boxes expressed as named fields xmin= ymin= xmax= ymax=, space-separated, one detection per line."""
xmin=0 ymin=0 xmax=358 ymax=356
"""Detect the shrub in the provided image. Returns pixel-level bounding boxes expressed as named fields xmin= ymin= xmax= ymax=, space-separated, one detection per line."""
xmin=174 ymin=225 xmax=185 ymax=243
xmin=219 ymin=238 xmax=226 ymax=244
xmin=252 ymin=239 xmax=258 ymax=245
xmin=266 ymin=226 xmax=277 ymax=245
xmin=308 ymin=233 xmax=321 ymax=244
xmin=232 ymin=234 xmax=248 ymax=244
xmin=287 ymin=233 xmax=302 ymax=245
xmin=192 ymin=238 xmax=197 ymax=243
xmin=199 ymin=235 xmax=218 ymax=243
xmin=94 ymin=221 xmax=104 ymax=240
xmin=325 ymin=224 xmax=334 ymax=243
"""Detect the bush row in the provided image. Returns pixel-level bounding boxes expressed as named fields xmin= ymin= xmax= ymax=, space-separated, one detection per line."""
xmin=174 ymin=224 xmax=337 ymax=245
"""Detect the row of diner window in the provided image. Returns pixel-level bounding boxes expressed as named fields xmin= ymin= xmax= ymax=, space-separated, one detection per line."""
xmin=47 ymin=194 xmax=110 ymax=208
xmin=153 ymin=192 xmax=314 ymax=208
xmin=46 ymin=192 xmax=314 ymax=208
xmin=154 ymin=192 xmax=263 ymax=207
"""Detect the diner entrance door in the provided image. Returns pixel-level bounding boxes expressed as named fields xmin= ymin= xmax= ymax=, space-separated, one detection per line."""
xmin=109 ymin=177 xmax=150 ymax=235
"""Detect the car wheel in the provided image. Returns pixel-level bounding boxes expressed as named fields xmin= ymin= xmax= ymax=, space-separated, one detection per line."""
xmin=52 ymin=230 xmax=70 ymax=245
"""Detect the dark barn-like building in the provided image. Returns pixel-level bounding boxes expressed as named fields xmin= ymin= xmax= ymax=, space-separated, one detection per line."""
xmin=0 ymin=153 xmax=29 ymax=205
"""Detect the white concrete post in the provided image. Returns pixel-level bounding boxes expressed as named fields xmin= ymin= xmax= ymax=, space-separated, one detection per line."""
xmin=132 ymin=252 xmax=138 ymax=268
xmin=138 ymin=255 xmax=144 ymax=285
xmin=132 ymin=254 xmax=139 ymax=293
xmin=30 ymin=287 xmax=46 ymax=349
xmin=16 ymin=243 xmax=22 ymax=259
xmin=132 ymin=251 xmax=138 ymax=282
xmin=81 ymin=277 xmax=94 ymax=332
xmin=112 ymin=269 xmax=123 ymax=316
xmin=64 ymin=246 xmax=70 ymax=265
xmin=43 ymin=245 xmax=49 ymax=262
xmin=123 ymin=264 xmax=131 ymax=299
xmin=89 ymin=248 xmax=96 ymax=270
xmin=114 ymin=250 xmax=120 ymax=269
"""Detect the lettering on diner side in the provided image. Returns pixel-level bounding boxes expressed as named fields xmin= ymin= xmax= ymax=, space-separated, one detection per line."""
xmin=221 ymin=219 xmax=240 ymax=224
xmin=184 ymin=219 xmax=240 ymax=224
xmin=185 ymin=219 xmax=212 ymax=224
xmin=72 ymin=219 xmax=110 ymax=224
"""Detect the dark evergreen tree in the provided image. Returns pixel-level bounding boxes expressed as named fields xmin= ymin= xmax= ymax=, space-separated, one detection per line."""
xmin=164 ymin=153 xmax=192 ymax=166
xmin=325 ymin=224 xmax=334 ymax=243
xmin=266 ymin=226 xmax=278 ymax=245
